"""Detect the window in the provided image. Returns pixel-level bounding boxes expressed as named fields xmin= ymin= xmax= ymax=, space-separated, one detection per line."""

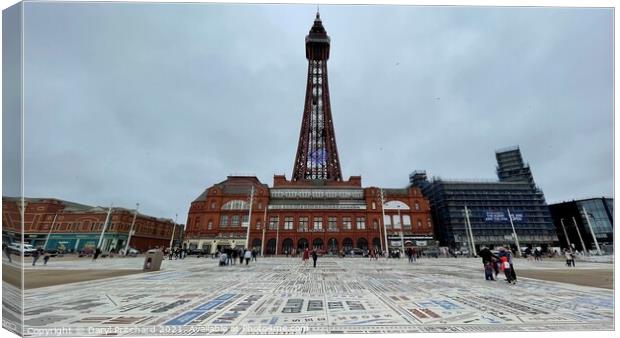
xmin=210 ymin=201 xmax=216 ymax=209
xmin=195 ymin=217 xmax=201 ymax=227
xmin=403 ymin=215 xmax=411 ymax=229
xmin=269 ymin=216 xmax=279 ymax=230
xmin=373 ymin=220 xmax=378 ymax=230
xmin=208 ymin=221 xmax=213 ymax=230
xmin=314 ymin=217 xmax=323 ymax=230
xmin=415 ymin=202 xmax=420 ymax=210
xmin=284 ymin=217 xmax=294 ymax=230
xmin=356 ymin=217 xmax=366 ymax=230
xmin=258 ymin=203 xmax=262 ymax=210
xmin=220 ymin=215 xmax=229 ymax=227
xmin=221 ymin=200 xmax=249 ymax=210
xmin=256 ymin=221 xmax=261 ymax=230
xmin=383 ymin=215 xmax=392 ymax=228
xmin=299 ymin=217 xmax=309 ymax=230
xmin=427 ymin=218 xmax=432 ymax=227
xmin=343 ymin=217 xmax=352 ymax=230
xmin=231 ymin=215 xmax=240 ymax=226
xmin=372 ymin=202 xmax=376 ymax=210
xmin=328 ymin=217 xmax=337 ymax=230
xmin=393 ymin=215 xmax=402 ymax=229
xmin=417 ymin=220 xmax=422 ymax=227
xmin=242 ymin=215 xmax=249 ymax=227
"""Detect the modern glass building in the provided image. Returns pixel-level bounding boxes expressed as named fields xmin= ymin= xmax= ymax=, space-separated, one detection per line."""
xmin=548 ymin=197 xmax=613 ymax=254
xmin=410 ymin=146 xmax=558 ymax=252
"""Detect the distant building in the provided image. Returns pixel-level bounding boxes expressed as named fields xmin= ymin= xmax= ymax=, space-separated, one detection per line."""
xmin=2 ymin=197 xmax=183 ymax=252
xmin=548 ymin=197 xmax=613 ymax=254
xmin=410 ymin=146 xmax=558 ymax=252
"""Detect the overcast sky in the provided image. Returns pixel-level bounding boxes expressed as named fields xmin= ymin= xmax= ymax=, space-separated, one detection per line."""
xmin=3 ymin=2 xmax=613 ymax=222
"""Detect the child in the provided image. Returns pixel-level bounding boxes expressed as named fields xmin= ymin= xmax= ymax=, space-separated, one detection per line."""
xmin=500 ymin=256 xmax=514 ymax=284
xmin=484 ymin=261 xmax=495 ymax=281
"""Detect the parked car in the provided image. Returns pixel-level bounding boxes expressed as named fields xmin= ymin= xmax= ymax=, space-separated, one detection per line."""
xmin=347 ymin=248 xmax=368 ymax=257
xmin=8 ymin=243 xmax=37 ymax=256
xmin=45 ymin=249 xmax=59 ymax=257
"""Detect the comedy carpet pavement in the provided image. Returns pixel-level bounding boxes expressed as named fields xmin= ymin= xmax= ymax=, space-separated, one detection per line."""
xmin=3 ymin=256 xmax=614 ymax=336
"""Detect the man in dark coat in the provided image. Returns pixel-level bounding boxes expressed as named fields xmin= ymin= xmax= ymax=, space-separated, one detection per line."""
xmin=312 ymin=249 xmax=318 ymax=268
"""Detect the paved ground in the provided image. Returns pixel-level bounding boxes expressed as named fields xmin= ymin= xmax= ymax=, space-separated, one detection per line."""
xmin=2 ymin=256 xmax=614 ymax=336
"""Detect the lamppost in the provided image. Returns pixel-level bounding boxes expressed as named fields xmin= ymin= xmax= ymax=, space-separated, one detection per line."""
xmin=124 ymin=203 xmax=139 ymax=256
xmin=583 ymin=207 xmax=602 ymax=255
xmin=43 ymin=213 xmax=59 ymax=251
xmin=379 ymin=188 xmax=389 ymax=258
xmin=398 ymin=205 xmax=405 ymax=256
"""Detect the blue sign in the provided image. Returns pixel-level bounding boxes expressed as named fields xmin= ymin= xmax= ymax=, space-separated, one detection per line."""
xmin=484 ymin=211 xmax=525 ymax=223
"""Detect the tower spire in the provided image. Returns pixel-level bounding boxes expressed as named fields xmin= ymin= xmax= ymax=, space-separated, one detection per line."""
xmin=292 ymin=14 xmax=342 ymax=182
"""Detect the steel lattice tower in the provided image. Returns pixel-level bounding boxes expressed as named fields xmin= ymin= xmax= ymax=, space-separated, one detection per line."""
xmin=292 ymin=12 xmax=343 ymax=181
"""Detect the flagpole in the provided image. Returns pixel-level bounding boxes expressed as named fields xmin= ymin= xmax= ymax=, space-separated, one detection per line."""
xmin=43 ymin=213 xmax=58 ymax=251
xmin=380 ymin=188 xmax=389 ymax=258
xmin=124 ymin=203 xmax=139 ymax=256
xmin=245 ymin=186 xmax=254 ymax=249
xmin=169 ymin=214 xmax=178 ymax=250
xmin=464 ymin=205 xmax=476 ymax=256
xmin=261 ymin=204 xmax=267 ymax=256
xmin=506 ymin=208 xmax=522 ymax=257
xmin=97 ymin=204 xmax=113 ymax=250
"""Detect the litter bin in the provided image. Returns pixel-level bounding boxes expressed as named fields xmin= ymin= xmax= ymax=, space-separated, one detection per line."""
xmin=143 ymin=249 xmax=164 ymax=271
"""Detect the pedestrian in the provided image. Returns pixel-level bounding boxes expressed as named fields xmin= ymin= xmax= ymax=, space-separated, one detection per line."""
xmin=312 ymin=249 xmax=318 ymax=268
xmin=252 ymin=249 xmax=257 ymax=261
xmin=484 ymin=261 xmax=495 ymax=281
xmin=32 ymin=247 xmax=42 ymax=266
xmin=412 ymin=248 xmax=417 ymax=262
xmin=2 ymin=243 xmax=11 ymax=263
xmin=478 ymin=247 xmax=499 ymax=280
xmin=93 ymin=247 xmax=101 ymax=261
xmin=244 ymin=248 xmax=252 ymax=265
xmin=219 ymin=252 xmax=228 ymax=266
xmin=500 ymin=256 xmax=514 ymax=284
xmin=43 ymin=251 xmax=50 ymax=265
xmin=303 ymin=248 xmax=309 ymax=264
xmin=507 ymin=250 xmax=517 ymax=283
xmin=168 ymin=247 xmax=173 ymax=260
xmin=239 ymin=249 xmax=244 ymax=265
xmin=565 ymin=250 xmax=572 ymax=267
xmin=231 ymin=249 xmax=237 ymax=265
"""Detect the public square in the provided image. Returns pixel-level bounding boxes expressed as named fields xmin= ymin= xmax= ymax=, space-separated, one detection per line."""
xmin=2 ymin=255 xmax=614 ymax=336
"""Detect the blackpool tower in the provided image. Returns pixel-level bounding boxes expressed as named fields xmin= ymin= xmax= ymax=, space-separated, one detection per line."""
xmin=291 ymin=12 xmax=343 ymax=182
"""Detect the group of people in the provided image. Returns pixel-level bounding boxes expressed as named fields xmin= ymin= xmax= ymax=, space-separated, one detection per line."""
xmin=478 ymin=247 xmax=517 ymax=284
xmin=165 ymin=247 xmax=188 ymax=260
xmin=218 ymin=247 xmax=257 ymax=266
xmin=31 ymin=247 xmax=51 ymax=266
xmin=301 ymin=248 xmax=319 ymax=267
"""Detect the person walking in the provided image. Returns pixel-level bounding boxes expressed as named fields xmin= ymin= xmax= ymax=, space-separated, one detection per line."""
xmin=93 ymin=247 xmax=102 ymax=261
xmin=239 ymin=248 xmax=244 ymax=265
xmin=2 ymin=243 xmax=12 ymax=263
xmin=478 ymin=247 xmax=499 ymax=280
xmin=251 ymin=249 xmax=257 ymax=262
xmin=303 ymin=248 xmax=309 ymax=264
xmin=565 ymin=250 xmax=572 ymax=267
xmin=500 ymin=255 xmax=514 ymax=284
xmin=43 ymin=251 xmax=50 ymax=265
xmin=244 ymin=248 xmax=252 ymax=265
xmin=32 ymin=247 xmax=42 ymax=266
xmin=312 ymin=249 xmax=318 ymax=268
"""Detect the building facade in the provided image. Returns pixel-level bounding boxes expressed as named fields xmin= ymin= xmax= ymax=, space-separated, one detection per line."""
xmin=2 ymin=197 xmax=183 ymax=252
xmin=548 ymin=197 xmax=613 ymax=254
xmin=411 ymin=147 xmax=558 ymax=252
xmin=184 ymin=13 xmax=435 ymax=255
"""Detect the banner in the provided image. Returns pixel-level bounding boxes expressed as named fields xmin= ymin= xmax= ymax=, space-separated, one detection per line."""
xmin=484 ymin=211 xmax=525 ymax=223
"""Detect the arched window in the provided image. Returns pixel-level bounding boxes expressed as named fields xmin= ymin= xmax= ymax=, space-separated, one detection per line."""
xmin=357 ymin=238 xmax=368 ymax=250
xmin=343 ymin=238 xmax=353 ymax=251
xmin=313 ymin=238 xmax=324 ymax=250
xmin=221 ymin=200 xmax=249 ymax=210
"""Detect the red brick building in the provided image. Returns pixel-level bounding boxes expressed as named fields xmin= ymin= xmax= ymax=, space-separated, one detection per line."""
xmin=2 ymin=197 xmax=183 ymax=252
xmin=185 ymin=175 xmax=434 ymax=255
xmin=184 ymin=13 xmax=435 ymax=254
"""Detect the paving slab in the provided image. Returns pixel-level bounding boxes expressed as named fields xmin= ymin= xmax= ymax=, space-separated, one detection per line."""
xmin=2 ymin=256 xmax=614 ymax=336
